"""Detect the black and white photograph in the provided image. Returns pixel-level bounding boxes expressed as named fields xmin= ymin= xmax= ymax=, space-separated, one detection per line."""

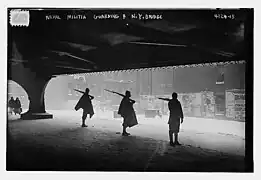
xmin=6 ymin=8 xmax=253 ymax=172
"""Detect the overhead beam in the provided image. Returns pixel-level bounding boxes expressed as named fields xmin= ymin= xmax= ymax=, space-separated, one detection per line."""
xmin=60 ymin=41 xmax=97 ymax=52
xmin=50 ymin=50 xmax=96 ymax=65
xmin=127 ymin=41 xmax=235 ymax=58
xmin=120 ymin=20 xmax=240 ymax=53
xmin=128 ymin=41 xmax=235 ymax=57
xmin=55 ymin=65 xmax=92 ymax=71
xmin=9 ymin=58 xmax=29 ymax=63
xmin=129 ymin=41 xmax=187 ymax=47
xmin=191 ymin=44 xmax=236 ymax=57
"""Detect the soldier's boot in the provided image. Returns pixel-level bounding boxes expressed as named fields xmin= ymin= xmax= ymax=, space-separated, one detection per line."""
xmin=81 ymin=118 xmax=87 ymax=127
xmin=174 ymin=133 xmax=181 ymax=146
xmin=169 ymin=131 xmax=175 ymax=146
xmin=122 ymin=126 xmax=130 ymax=136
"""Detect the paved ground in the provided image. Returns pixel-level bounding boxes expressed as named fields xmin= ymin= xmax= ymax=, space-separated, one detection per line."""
xmin=49 ymin=109 xmax=245 ymax=138
xmin=7 ymin=110 xmax=245 ymax=172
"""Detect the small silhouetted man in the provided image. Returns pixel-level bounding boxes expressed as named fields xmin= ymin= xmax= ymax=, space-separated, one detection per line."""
xmin=14 ymin=97 xmax=22 ymax=115
xmin=8 ymin=97 xmax=15 ymax=114
xmin=75 ymin=88 xmax=94 ymax=127
xmin=168 ymin=92 xmax=184 ymax=146
xmin=118 ymin=91 xmax=138 ymax=136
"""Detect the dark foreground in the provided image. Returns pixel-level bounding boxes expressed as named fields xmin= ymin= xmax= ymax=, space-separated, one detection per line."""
xmin=7 ymin=118 xmax=245 ymax=172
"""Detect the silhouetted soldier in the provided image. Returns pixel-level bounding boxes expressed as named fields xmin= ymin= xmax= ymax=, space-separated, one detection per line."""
xmin=8 ymin=97 xmax=15 ymax=114
xmin=74 ymin=88 xmax=94 ymax=127
xmin=105 ymin=89 xmax=138 ymax=136
xmin=118 ymin=91 xmax=138 ymax=136
xmin=14 ymin=97 xmax=22 ymax=115
xmin=159 ymin=92 xmax=184 ymax=146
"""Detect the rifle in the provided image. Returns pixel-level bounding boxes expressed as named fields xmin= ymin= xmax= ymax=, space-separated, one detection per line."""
xmin=74 ymin=89 xmax=94 ymax=99
xmin=158 ymin=97 xmax=171 ymax=101
xmin=74 ymin=89 xmax=84 ymax=94
xmin=104 ymin=89 xmax=125 ymax=97
xmin=104 ymin=89 xmax=136 ymax=103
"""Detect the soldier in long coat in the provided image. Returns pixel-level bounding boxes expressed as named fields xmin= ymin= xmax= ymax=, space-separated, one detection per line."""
xmin=14 ymin=97 xmax=22 ymax=115
xmin=118 ymin=91 xmax=138 ymax=136
xmin=75 ymin=88 xmax=94 ymax=127
xmin=8 ymin=97 xmax=15 ymax=115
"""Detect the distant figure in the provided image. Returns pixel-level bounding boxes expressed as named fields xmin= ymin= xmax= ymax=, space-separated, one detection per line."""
xmin=168 ymin=92 xmax=184 ymax=146
xmin=118 ymin=91 xmax=138 ymax=136
xmin=156 ymin=109 xmax=162 ymax=118
xmin=74 ymin=88 xmax=94 ymax=127
xmin=8 ymin=97 xmax=15 ymax=114
xmin=14 ymin=97 xmax=22 ymax=115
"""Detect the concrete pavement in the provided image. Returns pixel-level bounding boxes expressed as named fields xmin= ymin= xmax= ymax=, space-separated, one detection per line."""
xmin=7 ymin=112 xmax=245 ymax=171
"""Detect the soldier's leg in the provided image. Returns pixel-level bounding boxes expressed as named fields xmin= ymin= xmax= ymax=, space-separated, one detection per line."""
xmin=174 ymin=133 xmax=181 ymax=145
xmin=122 ymin=126 xmax=130 ymax=136
xmin=122 ymin=124 xmax=126 ymax=133
xmin=90 ymin=113 xmax=94 ymax=119
xmin=82 ymin=110 xmax=87 ymax=127
xmin=169 ymin=124 xmax=174 ymax=146
xmin=174 ymin=121 xmax=181 ymax=145
xmin=169 ymin=131 xmax=174 ymax=143
xmin=174 ymin=133 xmax=178 ymax=142
xmin=122 ymin=118 xmax=130 ymax=136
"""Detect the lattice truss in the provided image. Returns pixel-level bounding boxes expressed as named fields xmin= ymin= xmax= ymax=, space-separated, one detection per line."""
xmin=64 ymin=60 xmax=246 ymax=77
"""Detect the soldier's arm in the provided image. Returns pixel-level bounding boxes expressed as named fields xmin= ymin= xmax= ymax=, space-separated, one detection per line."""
xmin=130 ymin=99 xmax=136 ymax=104
xmin=158 ymin=97 xmax=171 ymax=101
xmin=89 ymin=95 xmax=94 ymax=100
xmin=179 ymin=102 xmax=184 ymax=119
xmin=168 ymin=101 xmax=171 ymax=111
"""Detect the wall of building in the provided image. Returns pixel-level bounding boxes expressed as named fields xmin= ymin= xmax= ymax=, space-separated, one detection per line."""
xmin=7 ymin=63 xmax=245 ymax=120
xmin=51 ymin=63 xmax=245 ymax=99
xmin=34 ymin=63 xmax=246 ymax=110
xmin=148 ymin=63 xmax=245 ymax=94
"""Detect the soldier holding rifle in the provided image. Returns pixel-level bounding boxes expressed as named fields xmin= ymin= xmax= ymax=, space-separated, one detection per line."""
xmin=74 ymin=88 xmax=94 ymax=127
xmin=158 ymin=92 xmax=184 ymax=146
xmin=105 ymin=89 xmax=138 ymax=136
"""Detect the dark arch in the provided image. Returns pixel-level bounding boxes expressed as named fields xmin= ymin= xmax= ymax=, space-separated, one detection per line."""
xmin=8 ymin=64 xmax=53 ymax=119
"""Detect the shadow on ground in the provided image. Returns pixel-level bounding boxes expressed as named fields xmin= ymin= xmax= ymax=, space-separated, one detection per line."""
xmin=7 ymin=118 xmax=245 ymax=172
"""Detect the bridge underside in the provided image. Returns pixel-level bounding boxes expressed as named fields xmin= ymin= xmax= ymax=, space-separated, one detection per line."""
xmin=7 ymin=9 xmax=251 ymax=119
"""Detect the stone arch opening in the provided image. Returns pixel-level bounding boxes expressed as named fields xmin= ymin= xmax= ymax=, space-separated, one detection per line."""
xmin=44 ymin=75 xmax=69 ymax=111
xmin=7 ymin=80 xmax=29 ymax=115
